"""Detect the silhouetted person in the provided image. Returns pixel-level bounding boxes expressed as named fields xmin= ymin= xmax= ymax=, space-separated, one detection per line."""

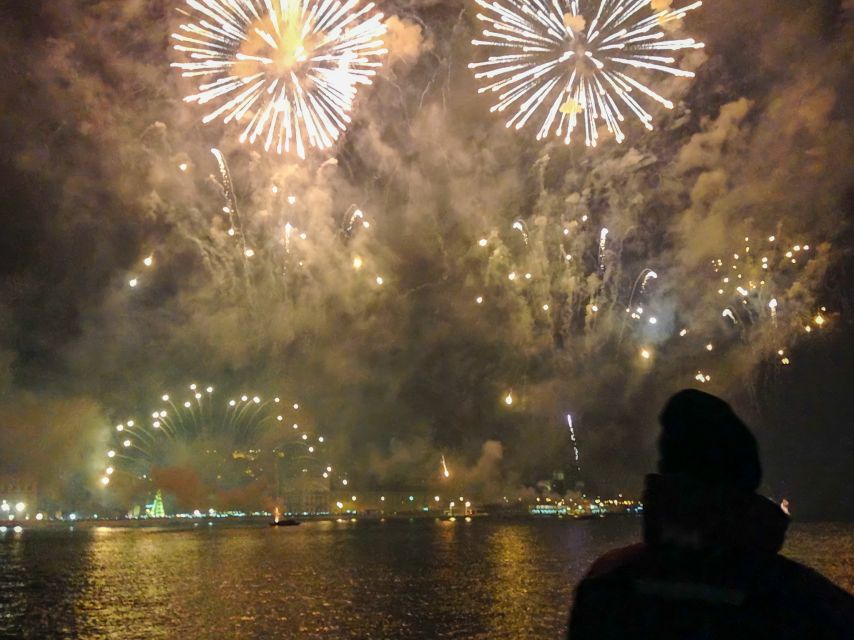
xmin=568 ymin=389 xmax=854 ymax=639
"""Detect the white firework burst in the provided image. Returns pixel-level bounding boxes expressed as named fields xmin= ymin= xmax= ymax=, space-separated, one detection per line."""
xmin=469 ymin=0 xmax=705 ymax=146
xmin=172 ymin=0 xmax=388 ymax=158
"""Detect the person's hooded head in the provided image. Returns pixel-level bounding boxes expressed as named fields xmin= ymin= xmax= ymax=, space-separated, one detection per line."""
xmin=658 ymin=389 xmax=762 ymax=493
xmin=644 ymin=390 xmax=786 ymax=552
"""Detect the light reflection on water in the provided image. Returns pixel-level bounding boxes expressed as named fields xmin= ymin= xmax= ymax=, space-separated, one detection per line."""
xmin=0 ymin=518 xmax=849 ymax=639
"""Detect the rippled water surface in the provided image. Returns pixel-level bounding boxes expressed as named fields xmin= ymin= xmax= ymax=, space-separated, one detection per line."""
xmin=0 ymin=518 xmax=851 ymax=639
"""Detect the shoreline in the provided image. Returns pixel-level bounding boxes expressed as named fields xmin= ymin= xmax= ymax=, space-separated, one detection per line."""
xmin=3 ymin=511 xmax=642 ymax=531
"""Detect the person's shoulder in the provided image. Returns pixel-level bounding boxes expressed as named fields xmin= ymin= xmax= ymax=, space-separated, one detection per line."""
xmin=758 ymin=554 xmax=854 ymax=630
xmin=583 ymin=543 xmax=647 ymax=580
xmin=765 ymin=554 xmax=853 ymax=599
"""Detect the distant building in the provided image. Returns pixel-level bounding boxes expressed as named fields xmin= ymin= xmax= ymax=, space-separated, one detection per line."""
xmin=279 ymin=476 xmax=331 ymax=515
xmin=0 ymin=475 xmax=38 ymax=518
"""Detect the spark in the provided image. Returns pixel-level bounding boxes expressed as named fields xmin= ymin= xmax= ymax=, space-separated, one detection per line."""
xmin=441 ymin=455 xmax=451 ymax=478
xmin=478 ymin=238 xmax=488 ymax=247
xmin=504 ymin=391 xmax=514 ymax=405
xmin=640 ymin=348 xmax=651 ymax=360
xmin=172 ymin=0 xmax=388 ymax=158
xmin=470 ymin=0 xmax=704 ymax=146
xmin=143 ymin=256 xmax=154 ymax=267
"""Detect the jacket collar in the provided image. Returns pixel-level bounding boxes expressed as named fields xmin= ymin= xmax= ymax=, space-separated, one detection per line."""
xmin=642 ymin=473 xmax=789 ymax=554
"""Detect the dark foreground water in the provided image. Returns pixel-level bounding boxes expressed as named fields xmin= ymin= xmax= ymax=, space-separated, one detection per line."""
xmin=0 ymin=518 xmax=851 ymax=639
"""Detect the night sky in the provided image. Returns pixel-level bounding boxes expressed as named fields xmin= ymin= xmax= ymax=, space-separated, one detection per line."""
xmin=0 ymin=0 xmax=851 ymax=518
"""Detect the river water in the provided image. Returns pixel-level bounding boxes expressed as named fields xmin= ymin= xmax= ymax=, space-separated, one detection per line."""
xmin=0 ymin=518 xmax=851 ymax=639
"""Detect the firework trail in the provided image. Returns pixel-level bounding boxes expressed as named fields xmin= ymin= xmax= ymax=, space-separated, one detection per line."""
xmin=626 ymin=267 xmax=656 ymax=312
xmin=470 ymin=0 xmax=704 ymax=146
xmin=566 ymin=414 xmax=581 ymax=471
xmin=342 ymin=205 xmax=370 ymax=237
xmin=640 ymin=269 xmax=658 ymax=293
xmin=441 ymin=454 xmax=451 ymax=478
xmin=512 ymin=219 xmax=530 ymax=245
xmin=211 ymin=148 xmax=248 ymax=251
xmin=598 ymin=227 xmax=608 ymax=270
xmin=172 ymin=0 xmax=388 ymax=158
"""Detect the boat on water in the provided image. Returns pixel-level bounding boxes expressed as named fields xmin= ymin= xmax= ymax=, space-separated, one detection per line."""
xmin=269 ymin=518 xmax=301 ymax=527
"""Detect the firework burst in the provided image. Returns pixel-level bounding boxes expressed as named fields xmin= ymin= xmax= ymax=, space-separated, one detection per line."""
xmin=172 ymin=0 xmax=388 ymax=158
xmin=100 ymin=384 xmax=344 ymax=496
xmin=469 ymin=0 xmax=704 ymax=146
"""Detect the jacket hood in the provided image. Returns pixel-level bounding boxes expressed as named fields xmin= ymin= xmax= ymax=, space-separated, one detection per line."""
xmin=642 ymin=473 xmax=789 ymax=554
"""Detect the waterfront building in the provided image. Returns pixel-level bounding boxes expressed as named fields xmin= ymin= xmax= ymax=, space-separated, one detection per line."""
xmin=0 ymin=475 xmax=38 ymax=519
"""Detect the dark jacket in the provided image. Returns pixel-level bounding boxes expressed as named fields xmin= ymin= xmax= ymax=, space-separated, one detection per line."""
xmin=568 ymin=474 xmax=854 ymax=639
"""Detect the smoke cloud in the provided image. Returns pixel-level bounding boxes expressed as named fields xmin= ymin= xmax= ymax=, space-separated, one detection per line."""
xmin=0 ymin=0 xmax=852 ymax=514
